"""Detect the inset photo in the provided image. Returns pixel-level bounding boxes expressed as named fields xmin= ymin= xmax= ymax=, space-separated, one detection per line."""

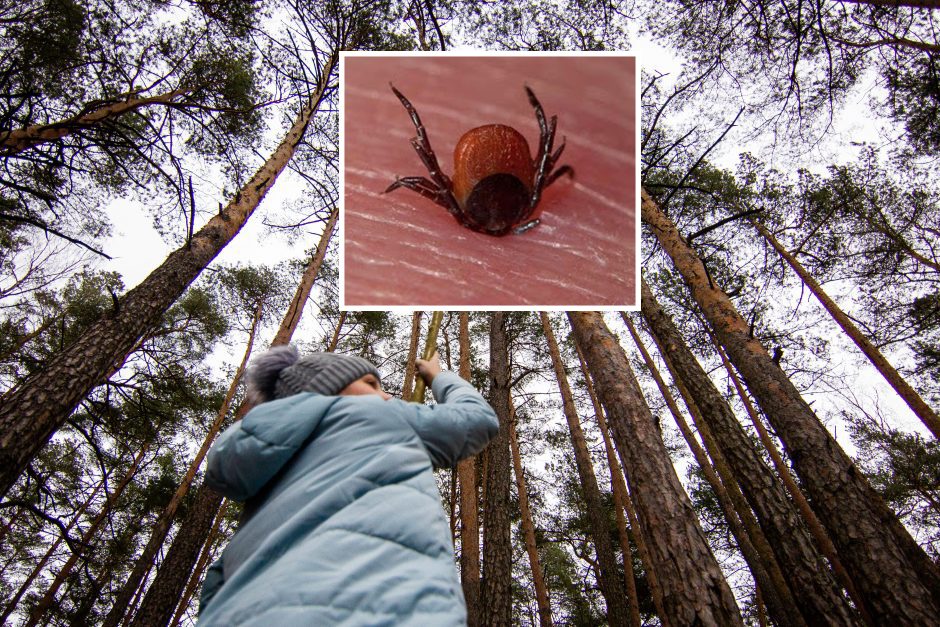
xmin=340 ymin=53 xmax=638 ymax=309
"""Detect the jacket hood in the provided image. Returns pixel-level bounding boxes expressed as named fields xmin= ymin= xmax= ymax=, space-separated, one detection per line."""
xmin=205 ymin=393 xmax=341 ymax=501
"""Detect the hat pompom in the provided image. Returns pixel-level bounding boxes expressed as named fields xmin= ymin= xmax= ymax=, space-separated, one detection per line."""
xmin=246 ymin=345 xmax=300 ymax=404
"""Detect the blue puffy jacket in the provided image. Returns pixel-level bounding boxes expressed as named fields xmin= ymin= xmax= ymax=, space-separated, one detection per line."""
xmin=197 ymin=371 xmax=498 ymax=626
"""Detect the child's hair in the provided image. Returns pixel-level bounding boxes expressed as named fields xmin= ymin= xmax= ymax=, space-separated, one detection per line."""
xmin=245 ymin=345 xmax=300 ymax=405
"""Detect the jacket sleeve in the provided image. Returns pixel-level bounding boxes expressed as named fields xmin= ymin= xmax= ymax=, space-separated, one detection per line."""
xmin=401 ymin=371 xmax=499 ymax=469
xmin=198 ymin=557 xmax=225 ymax=615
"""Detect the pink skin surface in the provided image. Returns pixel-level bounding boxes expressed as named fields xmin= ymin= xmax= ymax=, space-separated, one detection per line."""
xmin=343 ymin=56 xmax=637 ymax=307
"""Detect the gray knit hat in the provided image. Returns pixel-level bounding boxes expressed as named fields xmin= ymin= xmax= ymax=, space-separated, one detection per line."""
xmin=245 ymin=345 xmax=381 ymax=404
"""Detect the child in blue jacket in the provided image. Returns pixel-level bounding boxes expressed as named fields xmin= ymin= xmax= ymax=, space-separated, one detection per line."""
xmin=197 ymin=345 xmax=498 ymax=626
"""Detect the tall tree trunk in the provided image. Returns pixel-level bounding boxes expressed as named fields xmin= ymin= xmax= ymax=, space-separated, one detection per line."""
xmin=0 ymin=53 xmax=337 ymax=500
xmin=575 ymin=344 xmax=645 ymax=627
xmin=642 ymin=189 xmax=940 ymax=622
xmin=326 ymin=311 xmax=346 ymax=352
xmin=754 ymin=219 xmax=940 ymax=439
xmin=169 ymin=501 xmax=230 ymax=627
xmin=636 ymin=284 xmax=860 ymax=625
xmin=23 ymin=443 xmax=151 ymax=626
xmin=457 ymin=312 xmax=482 ymax=627
xmin=708 ymin=331 xmax=873 ymax=624
xmin=402 ymin=311 xmax=423 ymax=401
xmin=124 ymin=174 xmax=342 ymax=626
xmin=508 ymin=404 xmax=553 ymax=627
xmin=126 ymin=483 xmax=220 ymax=627
xmin=568 ymin=311 xmax=742 ymax=627
xmin=624 ymin=312 xmax=807 ymax=627
xmin=272 ymin=206 xmax=339 ymax=346
xmin=105 ymin=300 xmax=262 ymax=627
xmin=539 ymin=312 xmax=630 ymax=626
xmin=482 ymin=312 xmax=513 ymax=627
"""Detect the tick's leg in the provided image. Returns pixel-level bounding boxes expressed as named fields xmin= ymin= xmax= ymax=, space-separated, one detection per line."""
xmin=530 ymin=115 xmax=557 ymax=208
xmin=409 ymin=139 xmax=461 ymax=215
xmin=390 ymin=85 xmax=457 ymax=204
xmin=513 ymin=218 xmax=541 ymax=235
xmin=547 ymin=140 xmax=566 ymax=171
xmin=385 ymin=176 xmax=456 ymax=212
xmin=526 ymin=87 xmax=555 ymax=182
xmin=544 ymin=164 xmax=574 ymax=188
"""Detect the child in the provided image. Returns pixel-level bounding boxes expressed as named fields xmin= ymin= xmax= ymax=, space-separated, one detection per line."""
xmin=198 ymin=345 xmax=498 ymax=625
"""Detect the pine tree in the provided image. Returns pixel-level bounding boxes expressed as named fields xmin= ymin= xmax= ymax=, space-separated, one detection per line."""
xmin=569 ymin=311 xmax=743 ymax=626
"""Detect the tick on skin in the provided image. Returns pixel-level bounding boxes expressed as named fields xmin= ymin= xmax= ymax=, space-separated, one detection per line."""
xmin=384 ymin=84 xmax=574 ymax=236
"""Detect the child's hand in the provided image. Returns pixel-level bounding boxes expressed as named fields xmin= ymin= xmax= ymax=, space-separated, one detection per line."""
xmin=416 ymin=351 xmax=442 ymax=386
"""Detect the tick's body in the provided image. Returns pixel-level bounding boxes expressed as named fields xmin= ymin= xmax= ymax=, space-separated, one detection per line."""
xmin=385 ymin=86 xmax=573 ymax=236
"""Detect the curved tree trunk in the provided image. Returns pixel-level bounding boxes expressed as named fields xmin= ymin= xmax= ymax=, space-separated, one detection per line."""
xmin=272 ymin=206 xmax=339 ymax=347
xmin=568 ymin=311 xmax=742 ymax=627
xmin=0 ymin=88 xmax=187 ymax=155
xmin=481 ymin=312 xmax=513 ymax=627
xmin=540 ymin=312 xmax=629 ymax=626
xmin=642 ymin=189 xmax=940 ymax=622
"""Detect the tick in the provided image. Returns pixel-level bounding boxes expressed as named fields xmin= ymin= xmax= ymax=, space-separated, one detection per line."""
xmin=384 ymin=84 xmax=574 ymax=236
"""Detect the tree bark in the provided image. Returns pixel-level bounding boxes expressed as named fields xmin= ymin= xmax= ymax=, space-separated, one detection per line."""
xmin=623 ymin=311 xmax=809 ymax=627
xmin=508 ymin=406 xmax=553 ymax=627
xmin=708 ymin=332 xmax=874 ymax=624
xmin=0 ymin=53 xmax=337 ymax=500
xmin=642 ymin=189 xmax=940 ymax=622
xmin=272 ymin=206 xmax=339 ymax=346
xmin=327 ymin=311 xmax=346 ymax=352
xmin=636 ymin=284 xmax=860 ymax=625
xmin=575 ymin=343 xmax=645 ymax=627
xmin=0 ymin=88 xmax=188 ymax=155
xmin=568 ymin=311 xmax=742 ymax=627
xmin=107 ymin=300 xmax=262 ymax=627
xmin=412 ymin=311 xmax=443 ymax=403
xmin=169 ymin=501 xmax=230 ymax=627
xmin=481 ymin=312 xmax=513 ymax=627
xmin=457 ymin=312 xmax=481 ymax=627
xmin=127 ymin=483 xmax=222 ymax=627
xmin=402 ymin=311 xmax=423 ymax=402
xmin=540 ymin=312 xmax=629 ymax=626
xmin=754 ymin=219 xmax=940 ymax=440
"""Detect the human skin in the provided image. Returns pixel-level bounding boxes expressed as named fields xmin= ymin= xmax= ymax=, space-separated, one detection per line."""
xmin=338 ymin=352 xmax=442 ymax=399
xmin=343 ymin=56 xmax=637 ymax=308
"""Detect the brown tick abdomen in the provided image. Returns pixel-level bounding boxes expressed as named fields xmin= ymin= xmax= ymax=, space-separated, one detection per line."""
xmin=452 ymin=124 xmax=534 ymax=208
